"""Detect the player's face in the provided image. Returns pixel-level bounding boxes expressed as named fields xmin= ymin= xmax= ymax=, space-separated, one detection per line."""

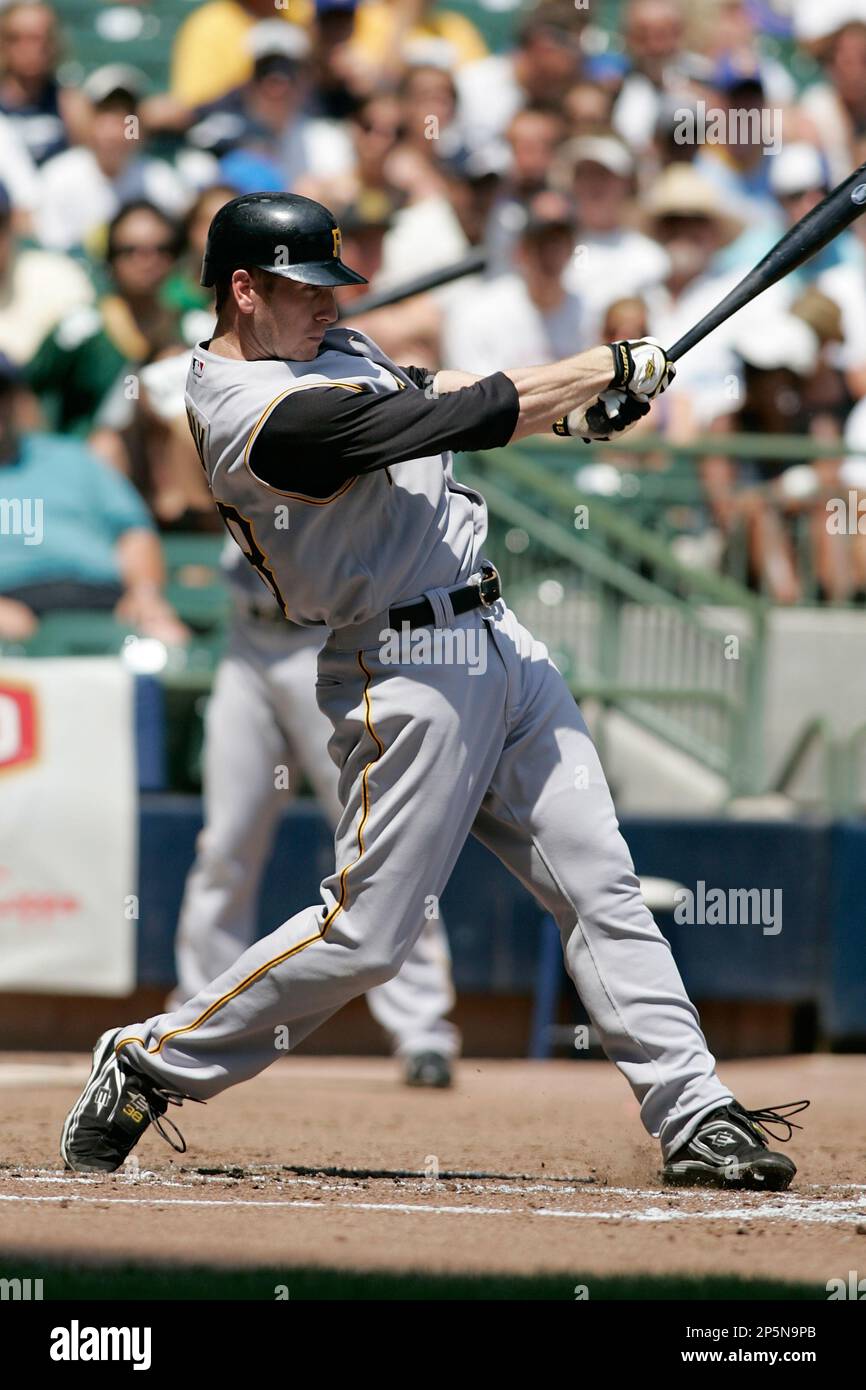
xmin=252 ymin=274 xmax=339 ymax=361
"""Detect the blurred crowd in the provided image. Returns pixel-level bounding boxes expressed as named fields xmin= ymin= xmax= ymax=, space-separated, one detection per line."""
xmin=1 ymin=0 xmax=866 ymax=644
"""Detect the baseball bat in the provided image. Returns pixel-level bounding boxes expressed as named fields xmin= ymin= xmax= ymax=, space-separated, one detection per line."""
xmin=667 ymin=161 xmax=866 ymax=362
xmin=338 ymin=247 xmax=487 ymax=319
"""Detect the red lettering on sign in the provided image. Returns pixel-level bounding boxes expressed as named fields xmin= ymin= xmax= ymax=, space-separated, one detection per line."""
xmin=0 ymin=684 xmax=37 ymax=771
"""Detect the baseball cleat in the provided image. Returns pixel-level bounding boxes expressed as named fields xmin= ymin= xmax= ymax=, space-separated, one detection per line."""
xmin=662 ymin=1099 xmax=809 ymax=1191
xmin=61 ymin=1028 xmax=194 ymax=1173
xmin=404 ymin=1051 xmax=453 ymax=1089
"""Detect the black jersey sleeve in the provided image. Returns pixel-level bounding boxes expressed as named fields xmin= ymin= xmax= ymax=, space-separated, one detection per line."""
xmin=400 ymin=364 xmax=436 ymax=391
xmin=246 ymin=372 xmax=519 ymax=498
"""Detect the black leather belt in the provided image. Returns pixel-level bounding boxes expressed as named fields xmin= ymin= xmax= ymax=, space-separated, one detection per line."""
xmin=388 ymin=562 xmax=501 ymax=631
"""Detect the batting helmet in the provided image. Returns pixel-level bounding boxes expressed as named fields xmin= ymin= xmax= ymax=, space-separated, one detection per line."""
xmin=200 ymin=192 xmax=368 ymax=289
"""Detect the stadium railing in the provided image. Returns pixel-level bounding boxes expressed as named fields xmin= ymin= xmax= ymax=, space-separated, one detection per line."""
xmin=461 ymin=443 xmax=769 ymax=795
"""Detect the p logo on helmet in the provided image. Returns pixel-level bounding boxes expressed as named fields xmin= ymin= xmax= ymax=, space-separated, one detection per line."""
xmin=332 ymin=228 xmax=342 ymax=258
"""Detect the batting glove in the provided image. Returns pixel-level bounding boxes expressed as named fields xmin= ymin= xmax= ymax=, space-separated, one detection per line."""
xmin=608 ymin=337 xmax=676 ymax=400
xmin=553 ymin=389 xmax=650 ymax=442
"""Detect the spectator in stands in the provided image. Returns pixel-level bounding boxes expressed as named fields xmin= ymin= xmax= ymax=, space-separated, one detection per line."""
xmin=162 ymin=184 xmax=237 ymax=323
xmin=486 ymin=104 xmax=568 ymax=272
xmin=796 ymin=12 xmax=866 ymax=185
xmin=89 ymin=344 xmax=221 ymax=534
xmin=0 ymin=2 xmax=88 ymax=166
xmin=308 ymin=0 xmax=369 ymax=120
xmin=714 ymin=314 xmax=859 ymax=604
xmin=170 ymin=0 xmax=309 ymax=108
xmin=441 ymin=188 xmax=583 ymax=375
xmin=562 ymin=79 xmax=614 ymax=137
xmin=295 ymin=89 xmax=405 ymax=210
xmin=766 ymin=142 xmax=866 ymax=401
xmin=186 ymin=21 xmax=352 ymax=190
xmin=455 ymin=0 xmax=585 ymax=155
xmin=692 ymin=63 xmax=784 ymax=229
xmin=0 ymin=355 xmax=188 ymax=644
xmin=35 ymin=65 xmax=193 ymax=252
xmin=686 ymin=0 xmax=797 ymax=106
xmin=0 ymin=107 xmax=38 ymax=230
xmin=791 ymin=287 xmax=855 ymax=436
xmin=0 ymin=180 xmax=94 ymax=365
xmin=378 ymin=146 xmax=503 ymax=292
xmin=26 ymin=200 xmax=184 ymax=435
xmin=611 ymin=0 xmax=701 ymax=155
xmin=557 ymin=133 xmax=669 ymax=344
xmin=639 ymin=163 xmax=772 ymax=439
xmin=352 ymin=0 xmax=488 ymax=84
xmin=385 ymin=57 xmax=464 ymax=201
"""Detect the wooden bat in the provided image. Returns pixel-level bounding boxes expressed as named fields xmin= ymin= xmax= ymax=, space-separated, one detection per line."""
xmin=667 ymin=160 xmax=866 ymax=362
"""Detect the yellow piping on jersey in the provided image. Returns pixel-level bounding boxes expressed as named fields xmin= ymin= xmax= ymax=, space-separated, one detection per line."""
xmin=114 ymin=651 xmax=385 ymax=1061
xmin=242 ymin=380 xmax=368 ymax=504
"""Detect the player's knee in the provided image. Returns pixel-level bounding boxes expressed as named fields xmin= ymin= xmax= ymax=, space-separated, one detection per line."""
xmin=353 ymin=941 xmax=402 ymax=990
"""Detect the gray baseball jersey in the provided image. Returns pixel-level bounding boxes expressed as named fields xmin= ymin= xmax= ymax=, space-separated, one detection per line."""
xmin=116 ymin=327 xmax=733 ymax=1160
xmin=183 ymin=326 xmax=508 ymax=628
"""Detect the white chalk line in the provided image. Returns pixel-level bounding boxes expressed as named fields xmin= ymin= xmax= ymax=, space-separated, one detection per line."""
xmin=0 ymin=1188 xmax=864 ymax=1225
xmin=11 ymin=1167 xmax=866 ymax=1195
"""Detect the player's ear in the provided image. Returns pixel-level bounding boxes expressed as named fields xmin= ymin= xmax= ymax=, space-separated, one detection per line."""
xmin=232 ymin=268 xmax=258 ymax=315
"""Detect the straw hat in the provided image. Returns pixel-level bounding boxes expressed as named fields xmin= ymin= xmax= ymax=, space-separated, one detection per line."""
xmin=641 ymin=164 xmax=746 ymax=247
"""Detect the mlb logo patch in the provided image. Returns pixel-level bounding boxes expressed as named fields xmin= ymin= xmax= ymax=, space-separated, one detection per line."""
xmin=192 ymin=356 xmax=204 ymax=377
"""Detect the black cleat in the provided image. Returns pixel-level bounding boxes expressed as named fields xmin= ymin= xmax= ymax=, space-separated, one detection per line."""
xmin=404 ymin=1052 xmax=453 ymax=1089
xmin=61 ymin=1028 xmax=193 ymax=1173
xmin=662 ymin=1099 xmax=809 ymax=1191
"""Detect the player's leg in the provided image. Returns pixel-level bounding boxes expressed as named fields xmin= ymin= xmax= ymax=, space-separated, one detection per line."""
xmin=171 ymin=621 xmax=288 ymax=1003
xmin=61 ymin=634 xmax=507 ymax=1170
xmin=470 ymin=604 xmax=803 ymax=1186
xmin=365 ymin=914 xmax=460 ymax=1079
xmin=275 ymin=632 xmax=461 ymax=1075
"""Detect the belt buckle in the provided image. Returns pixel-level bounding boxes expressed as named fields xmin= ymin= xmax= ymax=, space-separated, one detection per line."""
xmin=475 ymin=561 xmax=501 ymax=608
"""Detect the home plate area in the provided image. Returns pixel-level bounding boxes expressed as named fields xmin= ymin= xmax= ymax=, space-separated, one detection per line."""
xmin=1 ymin=1054 xmax=864 ymax=1297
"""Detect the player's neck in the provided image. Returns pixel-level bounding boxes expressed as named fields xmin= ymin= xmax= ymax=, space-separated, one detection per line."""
xmin=207 ymin=329 xmax=245 ymax=360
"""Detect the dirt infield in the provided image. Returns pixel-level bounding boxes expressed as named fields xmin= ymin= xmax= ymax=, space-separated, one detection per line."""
xmin=1 ymin=1053 xmax=864 ymax=1297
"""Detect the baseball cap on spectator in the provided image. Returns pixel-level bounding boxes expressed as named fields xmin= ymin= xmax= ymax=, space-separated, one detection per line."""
xmin=769 ymin=143 xmax=829 ymax=199
xmin=402 ymin=37 xmax=458 ymax=71
xmin=0 ymin=181 xmax=10 ymax=222
xmin=562 ymin=134 xmax=634 ymax=180
xmin=218 ymin=149 xmax=285 ymax=194
xmin=642 ymin=164 xmax=745 ymax=246
xmin=248 ymin=20 xmax=311 ymax=70
xmin=340 ymin=188 xmax=399 ymax=233
xmin=315 ymin=0 xmax=359 ymax=12
xmin=83 ymin=64 xmax=150 ymax=108
xmin=791 ymin=287 xmax=844 ymax=345
xmin=732 ymin=314 xmax=820 ymax=376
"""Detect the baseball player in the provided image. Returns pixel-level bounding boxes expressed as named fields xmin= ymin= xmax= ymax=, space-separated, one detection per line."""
xmin=171 ymin=540 xmax=459 ymax=1088
xmin=62 ymin=193 xmax=807 ymax=1188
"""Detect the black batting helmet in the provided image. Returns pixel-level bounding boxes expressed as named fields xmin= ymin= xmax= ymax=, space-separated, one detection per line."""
xmin=200 ymin=192 xmax=367 ymax=289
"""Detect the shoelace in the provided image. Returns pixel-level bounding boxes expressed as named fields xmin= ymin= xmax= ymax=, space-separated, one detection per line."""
xmin=141 ymin=1086 xmax=205 ymax=1157
xmin=739 ymin=1100 xmax=810 ymax=1144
